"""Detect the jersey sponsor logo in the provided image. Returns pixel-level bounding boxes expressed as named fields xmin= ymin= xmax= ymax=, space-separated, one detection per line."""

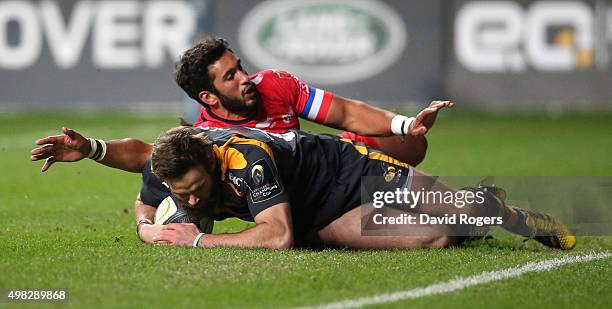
xmin=246 ymin=159 xmax=282 ymax=203
xmin=238 ymin=0 xmax=407 ymax=84
xmin=228 ymin=172 xmax=244 ymax=187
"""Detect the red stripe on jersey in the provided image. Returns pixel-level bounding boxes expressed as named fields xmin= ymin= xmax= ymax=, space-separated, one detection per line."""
xmin=314 ymin=91 xmax=334 ymax=123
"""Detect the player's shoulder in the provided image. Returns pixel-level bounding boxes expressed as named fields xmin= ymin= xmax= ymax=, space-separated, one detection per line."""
xmin=252 ymin=69 xmax=301 ymax=85
xmin=222 ymin=132 xmax=277 ymax=166
xmin=211 ymin=127 xmax=274 ymax=153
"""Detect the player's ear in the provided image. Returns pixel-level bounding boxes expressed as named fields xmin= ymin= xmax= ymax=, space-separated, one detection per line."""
xmin=198 ymin=91 xmax=218 ymax=107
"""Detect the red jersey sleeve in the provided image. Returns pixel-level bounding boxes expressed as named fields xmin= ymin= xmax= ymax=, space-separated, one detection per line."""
xmin=265 ymin=70 xmax=334 ymax=123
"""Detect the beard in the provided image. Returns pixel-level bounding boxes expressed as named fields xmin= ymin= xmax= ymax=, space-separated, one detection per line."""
xmin=220 ymin=95 xmax=256 ymax=114
xmin=213 ymin=85 xmax=259 ymax=115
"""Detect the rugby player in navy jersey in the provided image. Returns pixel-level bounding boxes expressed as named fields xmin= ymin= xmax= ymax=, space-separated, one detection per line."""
xmin=31 ymin=126 xmax=576 ymax=250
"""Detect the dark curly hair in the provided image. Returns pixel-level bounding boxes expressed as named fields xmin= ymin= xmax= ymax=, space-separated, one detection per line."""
xmin=174 ymin=37 xmax=233 ymax=105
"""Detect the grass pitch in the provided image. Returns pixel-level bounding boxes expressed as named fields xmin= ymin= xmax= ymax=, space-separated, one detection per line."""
xmin=1 ymin=110 xmax=611 ymax=308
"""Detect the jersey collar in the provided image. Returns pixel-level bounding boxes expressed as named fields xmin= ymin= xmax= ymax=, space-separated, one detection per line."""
xmin=203 ymin=105 xmax=258 ymax=125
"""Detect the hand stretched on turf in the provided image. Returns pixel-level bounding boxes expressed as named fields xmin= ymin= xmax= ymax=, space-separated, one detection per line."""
xmin=408 ymin=100 xmax=455 ymax=136
xmin=30 ymin=127 xmax=91 ymax=172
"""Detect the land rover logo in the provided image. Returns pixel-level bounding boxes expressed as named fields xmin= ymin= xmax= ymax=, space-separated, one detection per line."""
xmin=238 ymin=0 xmax=407 ymax=84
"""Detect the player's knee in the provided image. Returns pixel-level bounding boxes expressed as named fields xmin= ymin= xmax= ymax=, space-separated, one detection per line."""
xmin=429 ymin=235 xmax=454 ymax=248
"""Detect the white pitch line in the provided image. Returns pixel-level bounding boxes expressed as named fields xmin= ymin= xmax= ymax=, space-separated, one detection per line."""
xmin=298 ymin=252 xmax=611 ymax=309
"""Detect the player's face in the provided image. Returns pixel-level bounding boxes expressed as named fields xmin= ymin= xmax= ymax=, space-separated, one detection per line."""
xmin=166 ymin=164 xmax=217 ymax=210
xmin=208 ymin=51 xmax=260 ymax=115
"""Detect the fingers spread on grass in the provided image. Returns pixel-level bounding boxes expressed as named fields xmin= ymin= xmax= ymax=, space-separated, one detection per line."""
xmin=30 ymin=144 xmax=52 ymax=157
xmin=62 ymin=127 xmax=75 ymax=137
xmin=31 ymin=153 xmax=49 ymax=161
xmin=41 ymin=156 xmax=55 ymax=172
xmin=35 ymin=135 xmax=63 ymax=146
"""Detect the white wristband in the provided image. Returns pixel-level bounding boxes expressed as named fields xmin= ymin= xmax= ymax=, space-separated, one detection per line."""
xmin=87 ymin=138 xmax=107 ymax=161
xmin=391 ymin=115 xmax=415 ymax=136
xmin=98 ymin=139 xmax=107 ymax=162
xmin=193 ymin=232 xmax=205 ymax=247
xmin=88 ymin=138 xmax=97 ymax=158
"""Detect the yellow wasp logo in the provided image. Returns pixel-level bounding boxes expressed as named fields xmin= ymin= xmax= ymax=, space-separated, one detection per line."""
xmin=384 ymin=166 xmax=397 ymax=182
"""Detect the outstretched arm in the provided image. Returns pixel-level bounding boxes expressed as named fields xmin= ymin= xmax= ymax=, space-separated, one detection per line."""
xmin=324 ymin=98 xmax=454 ymax=137
xmin=134 ymin=194 xmax=162 ymax=244
xmin=30 ymin=127 xmax=152 ymax=173
xmin=152 ymin=202 xmax=294 ymax=249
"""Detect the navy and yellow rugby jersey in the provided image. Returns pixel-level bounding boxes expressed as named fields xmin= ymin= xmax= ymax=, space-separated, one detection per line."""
xmin=140 ymin=126 xmax=412 ymax=237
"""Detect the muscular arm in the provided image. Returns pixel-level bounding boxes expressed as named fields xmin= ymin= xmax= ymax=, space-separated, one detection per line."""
xmin=322 ymin=98 xmax=454 ymax=166
xmin=324 ymin=96 xmax=397 ymax=137
xmin=324 ymin=97 xmax=454 ymax=138
xmin=153 ymin=203 xmax=294 ymax=249
xmin=31 ymin=127 xmax=152 ymax=173
xmin=324 ymin=96 xmax=427 ymax=165
xmin=99 ymin=139 xmax=152 ymax=172
xmin=134 ymin=194 xmax=160 ymax=244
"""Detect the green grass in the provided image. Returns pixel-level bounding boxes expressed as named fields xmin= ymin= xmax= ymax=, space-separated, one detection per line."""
xmin=0 ymin=110 xmax=611 ymax=308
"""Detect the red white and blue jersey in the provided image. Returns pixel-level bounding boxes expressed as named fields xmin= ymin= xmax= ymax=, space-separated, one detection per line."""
xmin=194 ymin=70 xmax=334 ymax=133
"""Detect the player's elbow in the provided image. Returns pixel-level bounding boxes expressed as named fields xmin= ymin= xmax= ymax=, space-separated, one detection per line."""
xmin=256 ymin=204 xmax=294 ymax=249
xmin=342 ymin=100 xmax=367 ymax=133
xmin=118 ymin=138 xmax=152 ymax=172
xmin=405 ymin=136 xmax=428 ymax=167
xmin=410 ymin=148 xmax=426 ymax=167
xmin=269 ymin=228 xmax=293 ymax=250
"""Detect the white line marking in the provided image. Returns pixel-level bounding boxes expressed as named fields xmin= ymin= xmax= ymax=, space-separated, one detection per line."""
xmin=298 ymin=252 xmax=611 ymax=309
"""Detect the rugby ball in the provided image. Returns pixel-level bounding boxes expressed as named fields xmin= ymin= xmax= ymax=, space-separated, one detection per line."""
xmin=154 ymin=196 xmax=214 ymax=233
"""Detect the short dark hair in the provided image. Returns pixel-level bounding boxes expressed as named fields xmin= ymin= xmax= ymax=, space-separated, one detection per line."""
xmin=174 ymin=37 xmax=233 ymax=104
xmin=151 ymin=127 xmax=215 ymax=180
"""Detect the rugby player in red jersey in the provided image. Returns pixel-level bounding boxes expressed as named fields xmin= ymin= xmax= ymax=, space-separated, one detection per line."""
xmin=177 ymin=37 xmax=453 ymax=166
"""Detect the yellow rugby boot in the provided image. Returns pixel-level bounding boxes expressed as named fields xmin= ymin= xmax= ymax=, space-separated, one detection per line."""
xmin=515 ymin=208 xmax=577 ymax=250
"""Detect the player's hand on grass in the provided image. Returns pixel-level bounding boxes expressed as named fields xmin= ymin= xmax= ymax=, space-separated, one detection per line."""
xmin=408 ymin=100 xmax=455 ymax=136
xmin=30 ymin=127 xmax=91 ymax=172
xmin=152 ymin=223 xmax=202 ymax=247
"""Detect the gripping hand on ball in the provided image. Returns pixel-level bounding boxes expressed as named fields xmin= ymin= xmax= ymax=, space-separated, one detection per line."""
xmin=30 ymin=127 xmax=91 ymax=172
xmin=152 ymin=223 xmax=202 ymax=247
